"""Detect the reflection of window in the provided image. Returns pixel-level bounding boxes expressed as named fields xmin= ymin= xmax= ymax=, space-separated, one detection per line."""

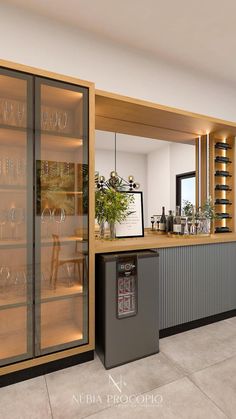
xmin=176 ymin=171 xmax=196 ymax=210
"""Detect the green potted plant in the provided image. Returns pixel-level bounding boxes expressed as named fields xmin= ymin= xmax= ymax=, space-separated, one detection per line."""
xmin=95 ymin=188 xmax=134 ymax=239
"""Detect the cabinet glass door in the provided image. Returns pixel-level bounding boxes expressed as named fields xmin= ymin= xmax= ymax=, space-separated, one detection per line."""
xmin=35 ymin=78 xmax=89 ymax=355
xmin=0 ymin=68 xmax=33 ymax=366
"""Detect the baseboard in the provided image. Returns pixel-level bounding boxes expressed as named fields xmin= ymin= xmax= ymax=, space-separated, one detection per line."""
xmin=0 ymin=350 xmax=94 ymax=388
xmin=159 ymin=309 xmax=236 ymax=339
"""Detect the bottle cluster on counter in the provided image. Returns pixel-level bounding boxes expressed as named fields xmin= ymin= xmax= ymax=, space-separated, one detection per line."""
xmin=151 ymin=206 xmax=200 ymax=236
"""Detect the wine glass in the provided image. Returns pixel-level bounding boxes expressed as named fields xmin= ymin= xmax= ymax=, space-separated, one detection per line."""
xmin=14 ymin=269 xmax=27 ymax=297
xmin=150 ymin=216 xmax=155 ymax=231
xmin=8 ymin=207 xmax=17 ymax=239
xmin=17 ymin=103 xmax=25 ymax=127
xmin=41 ymin=207 xmax=52 ymax=238
xmin=52 ymin=208 xmax=66 ymax=236
xmin=58 ymin=111 xmax=68 ymax=131
xmin=41 ymin=111 xmax=48 ymax=130
xmin=41 ymin=263 xmax=51 ymax=291
xmin=0 ymin=209 xmax=7 ymax=240
xmin=0 ymin=266 xmax=10 ymax=294
xmin=14 ymin=208 xmax=25 ymax=239
xmin=66 ymin=262 xmax=74 ymax=287
xmin=3 ymin=100 xmax=14 ymax=125
xmin=49 ymin=111 xmax=58 ymax=131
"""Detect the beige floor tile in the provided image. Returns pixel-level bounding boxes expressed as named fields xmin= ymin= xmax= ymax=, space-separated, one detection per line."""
xmin=87 ymin=377 xmax=227 ymax=419
xmin=160 ymin=319 xmax=236 ymax=373
xmin=0 ymin=376 xmax=52 ymax=419
xmin=225 ymin=316 xmax=236 ymax=326
xmin=45 ymin=352 xmax=183 ymax=419
xmin=191 ymin=354 xmax=236 ymax=419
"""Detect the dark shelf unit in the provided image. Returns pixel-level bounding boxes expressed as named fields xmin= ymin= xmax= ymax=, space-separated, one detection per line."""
xmin=210 ymin=134 xmax=234 ymax=234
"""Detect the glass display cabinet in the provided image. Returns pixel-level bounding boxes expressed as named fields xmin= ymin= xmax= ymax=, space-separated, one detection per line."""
xmin=0 ymin=65 xmax=93 ymax=370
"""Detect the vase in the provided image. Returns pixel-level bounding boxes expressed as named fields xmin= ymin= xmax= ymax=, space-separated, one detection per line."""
xmin=99 ymin=220 xmax=105 ymax=239
xmin=202 ymin=218 xmax=211 ymax=234
xmin=109 ymin=221 xmax=116 ymax=240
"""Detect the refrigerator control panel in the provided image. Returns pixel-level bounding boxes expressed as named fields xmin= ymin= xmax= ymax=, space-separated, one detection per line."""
xmin=116 ymin=257 xmax=137 ymax=319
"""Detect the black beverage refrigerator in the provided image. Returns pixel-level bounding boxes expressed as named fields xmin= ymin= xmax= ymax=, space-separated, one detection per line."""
xmin=96 ymin=250 xmax=159 ymax=368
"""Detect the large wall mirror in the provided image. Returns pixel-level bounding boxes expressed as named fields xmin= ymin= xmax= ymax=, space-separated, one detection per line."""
xmin=95 ymin=130 xmax=196 ymax=228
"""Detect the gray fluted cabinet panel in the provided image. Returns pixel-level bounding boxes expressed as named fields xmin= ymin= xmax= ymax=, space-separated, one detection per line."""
xmin=158 ymin=243 xmax=236 ymax=330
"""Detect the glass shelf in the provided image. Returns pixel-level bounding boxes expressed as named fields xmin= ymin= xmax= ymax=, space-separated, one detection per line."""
xmin=0 ymin=236 xmax=85 ymax=249
xmin=40 ymin=282 xmax=84 ymax=303
xmin=41 ymin=322 xmax=83 ymax=351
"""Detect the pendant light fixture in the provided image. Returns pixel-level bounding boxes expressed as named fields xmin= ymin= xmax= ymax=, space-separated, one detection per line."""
xmin=96 ymin=132 xmax=140 ymax=191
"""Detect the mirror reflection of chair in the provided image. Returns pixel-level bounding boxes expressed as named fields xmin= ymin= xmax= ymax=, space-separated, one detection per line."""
xmin=50 ymin=234 xmax=87 ymax=289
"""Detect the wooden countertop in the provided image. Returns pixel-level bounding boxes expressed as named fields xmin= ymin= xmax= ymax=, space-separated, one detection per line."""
xmin=95 ymin=231 xmax=236 ymax=253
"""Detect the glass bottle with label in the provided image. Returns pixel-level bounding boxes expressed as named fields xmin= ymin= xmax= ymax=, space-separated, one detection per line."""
xmin=173 ymin=206 xmax=182 ymax=235
xmin=166 ymin=210 xmax=174 ymax=233
xmin=159 ymin=207 xmax=166 ymax=232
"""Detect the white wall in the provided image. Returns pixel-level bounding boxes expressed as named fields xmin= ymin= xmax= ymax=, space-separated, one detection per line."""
xmin=1 ymin=3 xmax=236 ymax=122
xmin=95 ymin=149 xmax=148 ymax=224
xmin=169 ymin=143 xmax=195 ymax=210
xmin=147 ymin=145 xmax=171 ymax=221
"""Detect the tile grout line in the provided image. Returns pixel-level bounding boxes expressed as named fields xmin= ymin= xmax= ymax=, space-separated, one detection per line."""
xmin=160 ymin=346 xmax=236 ymax=377
xmin=159 ymin=350 xmax=189 ymax=376
xmin=187 ymin=351 xmax=236 ymax=376
xmin=187 ymin=376 xmax=231 ymax=419
xmin=44 ymin=375 xmax=54 ymax=419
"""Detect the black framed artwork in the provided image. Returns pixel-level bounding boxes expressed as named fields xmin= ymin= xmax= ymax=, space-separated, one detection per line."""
xmin=115 ymin=191 xmax=144 ymax=238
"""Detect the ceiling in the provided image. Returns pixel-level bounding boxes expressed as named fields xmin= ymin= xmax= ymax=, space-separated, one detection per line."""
xmin=95 ymin=131 xmax=194 ymax=154
xmin=5 ymin=0 xmax=236 ymax=85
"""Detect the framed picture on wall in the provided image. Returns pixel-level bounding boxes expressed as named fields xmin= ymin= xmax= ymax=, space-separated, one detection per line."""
xmin=116 ymin=191 xmax=144 ymax=238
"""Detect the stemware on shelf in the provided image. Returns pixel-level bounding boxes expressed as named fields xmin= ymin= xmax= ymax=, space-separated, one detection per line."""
xmin=41 ymin=109 xmax=68 ymax=132
xmin=13 ymin=268 xmax=27 ymax=296
xmin=66 ymin=262 xmax=75 ymax=288
xmin=8 ymin=207 xmax=17 ymax=239
xmin=0 ymin=209 xmax=7 ymax=240
xmin=41 ymin=207 xmax=52 ymax=238
xmin=52 ymin=207 xmax=66 ymax=236
xmin=14 ymin=207 xmax=25 ymax=239
xmin=58 ymin=111 xmax=68 ymax=130
xmin=0 ymin=266 xmax=10 ymax=293
xmin=17 ymin=102 xmax=25 ymax=127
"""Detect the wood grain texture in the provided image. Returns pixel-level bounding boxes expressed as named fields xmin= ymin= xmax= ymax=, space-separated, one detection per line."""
xmin=95 ymin=231 xmax=236 ymax=253
xmin=88 ymin=85 xmax=95 ymax=349
xmin=95 ymin=89 xmax=236 ymax=142
xmin=0 ymin=59 xmax=94 ymax=89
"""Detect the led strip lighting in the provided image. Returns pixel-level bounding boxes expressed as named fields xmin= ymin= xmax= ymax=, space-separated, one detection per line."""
xmin=206 ymin=133 xmax=210 ymax=199
xmin=198 ymin=136 xmax=201 ymax=206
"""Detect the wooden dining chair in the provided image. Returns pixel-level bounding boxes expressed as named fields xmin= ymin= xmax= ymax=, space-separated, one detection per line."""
xmin=50 ymin=234 xmax=88 ymax=289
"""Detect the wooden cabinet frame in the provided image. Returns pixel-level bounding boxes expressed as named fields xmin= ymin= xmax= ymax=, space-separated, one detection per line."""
xmin=0 ymin=59 xmax=95 ymax=377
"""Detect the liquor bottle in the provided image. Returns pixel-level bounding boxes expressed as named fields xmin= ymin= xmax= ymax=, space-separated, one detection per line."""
xmin=215 ymin=170 xmax=231 ymax=177
xmin=215 ymin=156 xmax=231 ymax=163
xmin=215 ymin=198 xmax=232 ymax=205
xmin=159 ymin=207 xmax=166 ymax=232
xmin=215 ymin=142 xmax=231 ymax=150
xmin=166 ymin=210 xmax=174 ymax=233
xmin=216 ymin=213 xmax=231 ymax=219
xmin=215 ymin=184 xmax=231 ymax=191
xmin=215 ymin=226 xmax=231 ymax=233
xmin=181 ymin=217 xmax=186 ymax=235
xmin=173 ymin=206 xmax=182 ymax=234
